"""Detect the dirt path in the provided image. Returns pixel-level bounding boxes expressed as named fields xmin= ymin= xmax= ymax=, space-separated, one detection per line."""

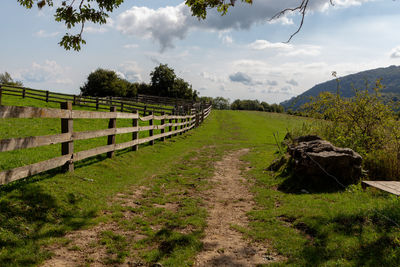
xmin=41 ymin=149 xmax=281 ymax=266
xmin=194 ymin=149 xmax=279 ymax=267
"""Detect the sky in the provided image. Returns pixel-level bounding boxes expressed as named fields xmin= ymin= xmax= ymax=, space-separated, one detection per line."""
xmin=1 ymin=0 xmax=400 ymax=104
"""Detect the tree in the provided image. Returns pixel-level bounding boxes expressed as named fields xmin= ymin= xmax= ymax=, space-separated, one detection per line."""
xmin=212 ymin=97 xmax=230 ymax=110
xmin=150 ymin=64 xmax=177 ymax=97
xmin=17 ymin=0 xmax=328 ymax=50
xmin=0 ymin=72 xmax=23 ymax=86
xmin=149 ymin=64 xmax=198 ymax=100
xmin=80 ymin=68 xmax=130 ymax=97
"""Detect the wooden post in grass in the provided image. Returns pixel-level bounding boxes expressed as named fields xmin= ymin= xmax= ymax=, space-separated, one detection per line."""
xmin=0 ymin=85 xmax=2 ymax=106
xmin=61 ymin=101 xmax=74 ymax=172
xmin=46 ymin=90 xmax=49 ymax=102
xmin=201 ymin=108 xmax=205 ymax=124
xmin=143 ymin=105 xmax=147 ymax=116
xmin=107 ymin=106 xmax=117 ymax=158
xmin=96 ymin=97 xmax=99 ymax=110
xmin=174 ymin=113 xmax=178 ymax=136
xmin=161 ymin=112 xmax=166 ymax=141
xmin=22 ymin=88 xmax=26 ymax=98
xmin=132 ymin=110 xmax=138 ymax=151
xmin=195 ymin=111 xmax=199 ymax=128
xmin=121 ymin=102 xmax=124 ymax=112
xmin=168 ymin=111 xmax=173 ymax=138
xmin=148 ymin=111 xmax=154 ymax=145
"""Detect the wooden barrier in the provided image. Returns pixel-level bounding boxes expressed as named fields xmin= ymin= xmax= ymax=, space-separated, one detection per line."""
xmin=0 ymin=84 xmax=211 ymax=115
xmin=0 ymin=102 xmax=211 ymax=185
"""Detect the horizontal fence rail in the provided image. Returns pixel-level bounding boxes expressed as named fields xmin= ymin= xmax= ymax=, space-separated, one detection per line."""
xmin=0 ymin=102 xmax=212 ymax=185
xmin=0 ymin=84 xmax=209 ymax=116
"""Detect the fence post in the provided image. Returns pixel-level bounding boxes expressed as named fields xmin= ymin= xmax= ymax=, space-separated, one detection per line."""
xmin=201 ymin=108 xmax=205 ymax=124
xmin=121 ymin=102 xmax=124 ymax=112
xmin=174 ymin=113 xmax=178 ymax=136
xmin=149 ymin=111 xmax=154 ymax=145
xmin=46 ymin=90 xmax=49 ymax=102
xmin=143 ymin=106 xmax=147 ymax=116
xmin=168 ymin=111 xmax=173 ymax=138
xmin=195 ymin=111 xmax=199 ymax=128
xmin=73 ymin=95 xmax=76 ymax=105
xmin=107 ymin=106 xmax=117 ymax=158
xmin=0 ymin=85 xmax=2 ymax=106
xmin=132 ymin=110 xmax=138 ymax=151
xmin=161 ymin=112 xmax=166 ymax=141
xmin=96 ymin=97 xmax=99 ymax=110
xmin=180 ymin=115 xmax=184 ymax=135
xmin=22 ymin=88 xmax=26 ymax=98
xmin=61 ymin=101 xmax=74 ymax=172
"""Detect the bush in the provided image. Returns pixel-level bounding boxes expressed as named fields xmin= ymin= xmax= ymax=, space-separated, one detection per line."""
xmin=300 ymin=79 xmax=400 ymax=180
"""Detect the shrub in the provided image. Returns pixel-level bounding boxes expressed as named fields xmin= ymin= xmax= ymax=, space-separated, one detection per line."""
xmin=300 ymin=79 xmax=400 ymax=180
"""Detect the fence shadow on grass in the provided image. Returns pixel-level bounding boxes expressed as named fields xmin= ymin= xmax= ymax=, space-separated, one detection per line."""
xmin=0 ymin=183 xmax=96 ymax=265
xmin=293 ymin=206 xmax=400 ymax=266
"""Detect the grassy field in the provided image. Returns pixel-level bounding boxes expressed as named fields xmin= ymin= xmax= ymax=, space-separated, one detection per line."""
xmin=1 ymin=95 xmax=400 ymax=266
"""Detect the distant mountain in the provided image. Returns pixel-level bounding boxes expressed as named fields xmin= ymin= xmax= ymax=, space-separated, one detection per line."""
xmin=281 ymin=65 xmax=400 ymax=110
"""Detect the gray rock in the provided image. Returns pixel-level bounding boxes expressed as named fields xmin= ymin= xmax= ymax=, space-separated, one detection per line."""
xmin=288 ymin=135 xmax=362 ymax=186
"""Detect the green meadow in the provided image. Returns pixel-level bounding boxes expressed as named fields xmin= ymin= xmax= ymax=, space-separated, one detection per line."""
xmin=1 ymin=95 xmax=400 ymax=266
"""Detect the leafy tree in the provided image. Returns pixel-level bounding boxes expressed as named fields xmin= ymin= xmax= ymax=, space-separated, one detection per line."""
xmin=231 ymin=99 xmax=284 ymax=112
xmin=149 ymin=64 xmax=198 ymax=100
xmin=0 ymin=72 xmax=23 ymax=86
xmin=149 ymin=64 xmax=176 ymax=97
xmin=80 ymin=68 xmax=130 ymax=97
xmin=212 ymin=97 xmax=230 ymax=110
xmin=17 ymin=0 xmax=327 ymax=50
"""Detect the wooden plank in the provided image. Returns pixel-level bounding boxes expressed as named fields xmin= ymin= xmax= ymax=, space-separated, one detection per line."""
xmin=140 ymin=114 xmax=154 ymax=121
xmin=362 ymin=181 xmax=400 ymax=196
xmin=71 ymin=109 xmax=138 ymax=119
xmin=0 ymin=133 xmax=71 ymax=152
xmin=0 ymin=105 xmax=70 ymax=119
xmin=72 ymin=127 xmax=139 ymax=140
xmin=0 ymin=154 xmax=71 ymax=185
xmin=61 ymin=102 xmax=74 ymax=172
xmin=74 ymin=144 xmax=115 ymax=161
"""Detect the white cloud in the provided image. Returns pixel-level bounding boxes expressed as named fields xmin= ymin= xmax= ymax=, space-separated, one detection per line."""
xmin=116 ymin=0 xmax=370 ymax=51
xmin=34 ymin=30 xmax=59 ymax=38
xmin=286 ymin=79 xmax=299 ymax=86
xmin=390 ymin=46 xmax=400 ymax=58
xmin=116 ymin=3 xmax=190 ymax=51
xmin=218 ymin=32 xmax=233 ymax=44
xmin=268 ymin=15 xmax=294 ymax=25
xmin=200 ymin=71 xmax=225 ymax=83
xmin=118 ymin=61 xmax=142 ymax=82
xmin=85 ymin=26 xmax=108 ymax=34
xmin=123 ymin=44 xmax=139 ymax=49
xmin=16 ymin=60 xmax=72 ymax=84
xmin=248 ymin=40 xmax=292 ymax=50
xmin=219 ymin=85 xmax=231 ymax=92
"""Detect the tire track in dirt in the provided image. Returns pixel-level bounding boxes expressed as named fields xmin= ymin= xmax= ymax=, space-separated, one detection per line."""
xmin=194 ymin=149 xmax=282 ymax=267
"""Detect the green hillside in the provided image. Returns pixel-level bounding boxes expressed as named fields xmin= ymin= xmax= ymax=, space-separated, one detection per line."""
xmin=281 ymin=65 xmax=400 ymax=110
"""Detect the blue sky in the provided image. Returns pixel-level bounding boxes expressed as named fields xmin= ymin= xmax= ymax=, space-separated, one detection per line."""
xmin=1 ymin=0 xmax=400 ymax=104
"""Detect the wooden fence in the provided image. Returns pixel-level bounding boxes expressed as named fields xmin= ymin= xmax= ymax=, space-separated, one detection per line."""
xmin=0 ymin=85 xmax=205 ymax=115
xmin=0 ymin=102 xmax=212 ymax=185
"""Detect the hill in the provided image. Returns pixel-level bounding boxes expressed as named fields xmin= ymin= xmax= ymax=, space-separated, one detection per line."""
xmin=281 ymin=65 xmax=400 ymax=110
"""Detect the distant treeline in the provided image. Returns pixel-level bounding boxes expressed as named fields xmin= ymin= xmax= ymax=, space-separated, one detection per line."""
xmin=81 ymin=64 xmax=198 ymax=101
xmin=199 ymin=96 xmax=285 ymax=113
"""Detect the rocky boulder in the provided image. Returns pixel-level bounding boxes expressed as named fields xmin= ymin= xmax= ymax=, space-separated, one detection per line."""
xmin=288 ymin=135 xmax=362 ymax=186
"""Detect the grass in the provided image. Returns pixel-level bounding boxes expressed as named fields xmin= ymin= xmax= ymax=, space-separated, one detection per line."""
xmin=1 ymin=93 xmax=400 ymax=266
